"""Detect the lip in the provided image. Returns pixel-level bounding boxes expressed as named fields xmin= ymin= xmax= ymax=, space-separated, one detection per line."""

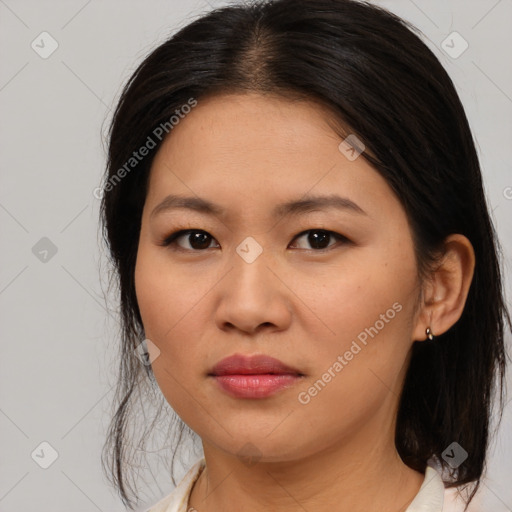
xmin=209 ymin=353 xmax=304 ymax=399
xmin=210 ymin=353 xmax=303 ymax=376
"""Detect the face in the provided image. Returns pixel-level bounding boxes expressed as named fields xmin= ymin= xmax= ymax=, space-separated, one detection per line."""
xmin=134 ymin=92 xmax=424 ymax=463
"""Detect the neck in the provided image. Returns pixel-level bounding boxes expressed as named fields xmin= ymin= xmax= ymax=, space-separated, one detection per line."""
xmin=188 ymin=429 xmax=424 ymax=512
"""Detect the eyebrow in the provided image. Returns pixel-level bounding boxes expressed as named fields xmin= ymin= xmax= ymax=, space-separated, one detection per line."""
xmin=150 ymin=193 xmax=367 ymax=220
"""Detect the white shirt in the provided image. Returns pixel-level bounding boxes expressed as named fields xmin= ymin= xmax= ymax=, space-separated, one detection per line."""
xmin=145 ymin=457 xmax=446 ymax=512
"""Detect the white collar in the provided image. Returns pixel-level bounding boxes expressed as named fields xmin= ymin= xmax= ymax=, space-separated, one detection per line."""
xmin=405 ymin=464 xmax=445 ymax=512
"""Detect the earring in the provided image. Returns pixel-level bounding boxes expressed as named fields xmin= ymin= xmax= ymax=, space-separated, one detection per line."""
xmin=426 ymin=327 xmax=435 ymax=341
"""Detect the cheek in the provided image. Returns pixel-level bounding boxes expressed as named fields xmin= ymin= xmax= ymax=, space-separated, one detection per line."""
xmin=294 ymin=247 xmax=418 ymax=408
xmin=134 ymin=249 xmax=207 ymax=420
xmin=135 ymin=245 xmax=189 ymax=360
xmin=134 ymin=242 xmax=220 ymax=380
xmin=289 ymin=253 xmax=419 ymax=433
xmin=291 ymin=245 xmax=418 ymax=352
xmin=135 ymin=240 xmax=198 ymax=336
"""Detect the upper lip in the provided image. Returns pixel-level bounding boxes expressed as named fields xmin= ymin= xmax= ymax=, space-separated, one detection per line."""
xmin=209 ymin=353 xmax=303 ymax=376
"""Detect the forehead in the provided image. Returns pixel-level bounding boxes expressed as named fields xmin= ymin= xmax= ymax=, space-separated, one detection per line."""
xmin=145 ymin=92 xmax=398 ymax=222
xmin=163 ymin=92 xmax=342 ymax=156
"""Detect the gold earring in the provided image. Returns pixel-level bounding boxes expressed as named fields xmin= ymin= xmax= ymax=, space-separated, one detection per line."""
xmin=426 ymin=327 xmax=435 ymax=341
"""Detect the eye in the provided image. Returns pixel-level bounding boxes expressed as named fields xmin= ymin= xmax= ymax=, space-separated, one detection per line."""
xmin=290 ymin=229 xmax=349 ymax=251
xmin=160 ymin=229 xmax=219 ymax=251
xmin=160 ymin=228 xmax=349 ymax=252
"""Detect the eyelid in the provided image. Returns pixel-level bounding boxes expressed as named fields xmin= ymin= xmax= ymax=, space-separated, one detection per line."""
xmin=160 ymin=229 xmax=219 ymax=250
xmin=291 ymin=229 xmax=350 ymax=250
xmin=159 ymin=227 xmax=350 ymax=252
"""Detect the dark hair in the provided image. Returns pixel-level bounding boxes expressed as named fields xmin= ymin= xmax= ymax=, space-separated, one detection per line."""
xmin=99 ymin=0 xmax=510 ymax=509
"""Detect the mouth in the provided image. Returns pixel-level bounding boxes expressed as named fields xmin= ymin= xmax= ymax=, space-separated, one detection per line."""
xmin=208 ymin=353 xmax=305 ymax=399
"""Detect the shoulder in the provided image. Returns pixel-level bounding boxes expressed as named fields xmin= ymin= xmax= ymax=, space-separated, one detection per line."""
xmin=144 ymin=458 xmax=205 ymax=512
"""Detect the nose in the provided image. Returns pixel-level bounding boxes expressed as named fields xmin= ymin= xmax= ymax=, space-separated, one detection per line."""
xmin=214 ymin=245 xmax=293 ymax=335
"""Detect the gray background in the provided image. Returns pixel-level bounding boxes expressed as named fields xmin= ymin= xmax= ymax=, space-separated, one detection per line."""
xmin=0 ymin=0 xmax=511 ymax=510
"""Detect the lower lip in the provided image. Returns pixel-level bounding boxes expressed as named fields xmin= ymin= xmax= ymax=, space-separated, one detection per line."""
xmin=211 ymin=374 xmax=302 ymax=398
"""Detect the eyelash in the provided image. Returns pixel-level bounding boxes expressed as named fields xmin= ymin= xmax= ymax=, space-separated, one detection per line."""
xmin=159 ymin=228 xmax=351 ymax=252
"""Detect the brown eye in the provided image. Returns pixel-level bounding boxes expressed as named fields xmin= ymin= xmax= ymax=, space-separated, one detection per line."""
xmin=161 ymin=228 xmax=349 ymax=252
xmin=291 ymin=229 xmax=349 ymax=251
xmin=162 ymin=230 xmax=219 ymax=251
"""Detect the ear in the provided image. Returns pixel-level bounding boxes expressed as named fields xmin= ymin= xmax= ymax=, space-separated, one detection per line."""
xmin=412 ymin=234 xmax=475 ymax=341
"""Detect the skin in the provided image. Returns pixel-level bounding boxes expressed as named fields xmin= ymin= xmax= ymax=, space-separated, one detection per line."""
xmin=134 ymin=92 xmax=475 ymax=512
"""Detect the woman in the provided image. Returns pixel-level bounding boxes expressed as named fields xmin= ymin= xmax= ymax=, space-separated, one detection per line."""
xmin=100 ymin=1 xmax=510 ymax=511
